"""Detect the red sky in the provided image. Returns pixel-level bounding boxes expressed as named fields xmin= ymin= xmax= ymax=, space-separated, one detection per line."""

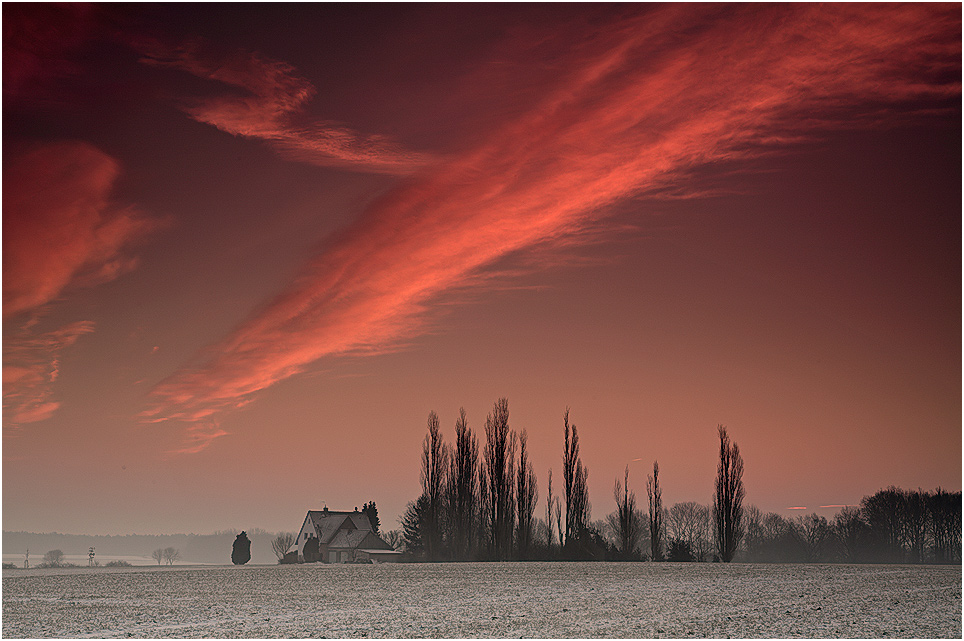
xmin=3 ymin=3 xmax=960 ymax=535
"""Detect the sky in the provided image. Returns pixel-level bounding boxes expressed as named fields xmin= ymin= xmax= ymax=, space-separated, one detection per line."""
xmin=2 ymin=3 xmax=960 ymax=536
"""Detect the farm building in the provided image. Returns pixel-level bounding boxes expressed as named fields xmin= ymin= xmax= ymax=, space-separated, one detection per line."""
xmin=294 ymin=507 xmax=400 ymax=563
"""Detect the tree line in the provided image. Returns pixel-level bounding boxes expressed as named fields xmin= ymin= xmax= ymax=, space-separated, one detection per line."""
xmin=397 ymin=399 xmax=960 ymax=564
xmin=742 ymin=487 xmax=962 ymax=564
xmin=398 ymin=399 xmax=748 ymax=562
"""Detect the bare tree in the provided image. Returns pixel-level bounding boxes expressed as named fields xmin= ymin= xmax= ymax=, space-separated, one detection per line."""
xmin=668 ymin=501 xmax=711 ymax=562
xmin=554 ymin=495 xmax=564 ymax=550
xmin=797 ymin=514 xmax=833 ymax=562
xmin=611 ymin=465 xmax=643 ymax=559
xmin=713 ymin=425 xmax=745 ymax=562
xmin=861 ymin=486 xmax=906 ymax=562
xmin=383 ymin=529 xmax=402 ymax=550
xmin=832 ymin=506 xmax=866 ymax=563
xmin=928 ymin=488 xmax=962 ymax=564
xmin=421 ymin=410 xmax=449 ymax=561
xmin=647 ymin=460 xmax=663 ymax=561
xmin=42 ymin=549 xmax=65 ymax=567
xmin=271 ymin=533 xmax=295 ymax=561
xmin=162 ymin=547 xmax=180 ymax=565
xmin=545 ymin=468 xmax=555 ymax=550
xmin=515 ymin=429 xmax=538 ymax=558
xmin=691 ymin=503 xmax=712 ymax=562
xmin=151 ymin=548 xmax=164 ymax=565
xmin=482 ymin=398 xmax=516 ymax=560
xmin=562 ymin=408 xmax=590 ymax=546
xmin=902 ymin=489 xmax=928 ymax=563
xmin=742 ymin=504 xmax=765 ymax=561
xmin=447 ymin=407 xmax=479 ymax=560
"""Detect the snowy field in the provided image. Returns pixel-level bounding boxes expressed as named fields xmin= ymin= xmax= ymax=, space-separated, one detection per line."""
xmin=3 ymin=562 xmax=960 ymax=638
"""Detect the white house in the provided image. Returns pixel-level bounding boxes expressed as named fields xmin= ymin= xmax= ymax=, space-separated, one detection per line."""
xmin=294 ymin=507 xmax=400 ymax=563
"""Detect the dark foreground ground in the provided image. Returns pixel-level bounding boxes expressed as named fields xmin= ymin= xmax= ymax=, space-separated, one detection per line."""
xmin=3 ymin=562 xmax=961 ymax=638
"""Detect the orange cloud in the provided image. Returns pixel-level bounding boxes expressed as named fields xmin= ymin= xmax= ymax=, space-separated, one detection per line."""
xmin=165 ymin=423 xmax=230 ymax=456
xmin=144 ymin=4 xmax=959 ymax=448
xmin=3 ymin=141 xmax=162 ymax=317
xmin=137 ymin=39 xmax=435 ymax=174
xmin=3 ymin=320 xmax=95 ymax=427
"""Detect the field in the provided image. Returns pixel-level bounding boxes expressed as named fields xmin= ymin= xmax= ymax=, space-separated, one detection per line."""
xmin=3 ymin=562 xmax=960 ymax=638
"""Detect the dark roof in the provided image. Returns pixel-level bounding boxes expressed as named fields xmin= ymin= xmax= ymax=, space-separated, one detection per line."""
xmin=306 ymin=510 xmax=373 ymax=544
xmin=328 ymin=528 xmax=371 ymax=550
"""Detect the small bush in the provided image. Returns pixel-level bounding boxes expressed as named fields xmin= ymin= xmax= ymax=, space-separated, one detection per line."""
xmin=105 ymin=560 xmax=133 ymax=567
xmin=2 ymin=562 xmax=17 ymax=569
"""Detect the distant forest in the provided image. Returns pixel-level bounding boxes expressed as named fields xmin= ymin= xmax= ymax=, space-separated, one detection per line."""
xmin=2 ymin=529 xmax=282 ymax=566
xmin=393 ymin=398 xmax=962 ymax=565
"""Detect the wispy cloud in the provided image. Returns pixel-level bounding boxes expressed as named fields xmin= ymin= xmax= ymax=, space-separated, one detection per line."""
xmin=165 ymin=422 xmax=230 ymax=456
xmin=3 ymin=320 xmax=96 ymax=427
xmin=3 ymin=141 xmax=162 ymax=318
xmin=143 ymin=4 xmax=959 ymax=448
xmin=3 ymin=140 xmax=163 ymax=426
xmin=136 ymin=39 xmax=435 ymax=174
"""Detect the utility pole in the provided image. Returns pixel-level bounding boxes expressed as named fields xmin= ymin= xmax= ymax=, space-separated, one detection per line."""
xmin=24 ymin=549 xmax=29 ymax=569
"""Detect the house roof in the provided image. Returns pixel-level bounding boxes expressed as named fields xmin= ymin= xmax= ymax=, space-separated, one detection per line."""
xmin=328 ymin=528 xmax=372 ymax=550
xmin=306 ymin=510 xmax=373 ymax=544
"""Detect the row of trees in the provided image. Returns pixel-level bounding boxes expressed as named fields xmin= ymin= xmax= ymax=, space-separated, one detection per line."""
xmin=402 ymin=400 xmax=601 ymax=561
xmin=602 ymin=484 xmax=962 ymax=565
xmin=600 ymin=424 xmax=744 ymax=562
xmin=399 ymin=400 xmax=960 ymax=564
xmin=400 ymin=399 xmax=749 ymax=563
xmin=742 ymin=487 xmax=962 ymax=564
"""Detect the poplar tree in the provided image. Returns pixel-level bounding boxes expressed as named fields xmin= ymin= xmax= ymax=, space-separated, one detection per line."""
xmin=713 ymin=425 xmax=745 ymax=562
xmin=612 ymin=465 xmax=643 ymax=559
xmin=421 ymin=411 xmax=449 ymax=561
xmin=562 ymin=408 xmax=590 ymax=547
xmin=448 ymin=407 xmax=479 ymax=560
xmin=545 ymin=468 xmax=555 ymax=550
xmin=647 ymin=460 xmax=663 ymax=561
xmin=515 ymin=429 xmax=538 ymax=558
xmin=482 ymin=398 xmax=516 ymax=560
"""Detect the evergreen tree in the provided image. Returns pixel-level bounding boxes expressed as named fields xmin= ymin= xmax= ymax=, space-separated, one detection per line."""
xmin=362 ymin=501 xmax=380 ymax=534
xmin=231 ymin=531 xmax=251 ymax=565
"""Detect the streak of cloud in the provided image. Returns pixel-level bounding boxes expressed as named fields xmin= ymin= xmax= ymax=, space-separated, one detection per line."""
xmin=3 ymin=141 xmax=163 ymax=318
xmin=166 ymin=422 xmax=230 ymax=456
xmin=3 ymin=320 xmax=96 ymax=427
xmin=3 ymin=141 xmax=163 ymax=426
xmin=143 ymin=4 xmax=960 ymax=448
xmin=136 ymin=39 xmax=435 ymax=174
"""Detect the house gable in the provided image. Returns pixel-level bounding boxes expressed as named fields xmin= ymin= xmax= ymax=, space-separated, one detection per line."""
xmin=295 ymin=508 xmax=392 ymax=562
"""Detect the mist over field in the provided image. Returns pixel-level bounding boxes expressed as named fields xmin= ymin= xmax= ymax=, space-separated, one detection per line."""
xmin=2 ymin=530 xmax=281 ymax=566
